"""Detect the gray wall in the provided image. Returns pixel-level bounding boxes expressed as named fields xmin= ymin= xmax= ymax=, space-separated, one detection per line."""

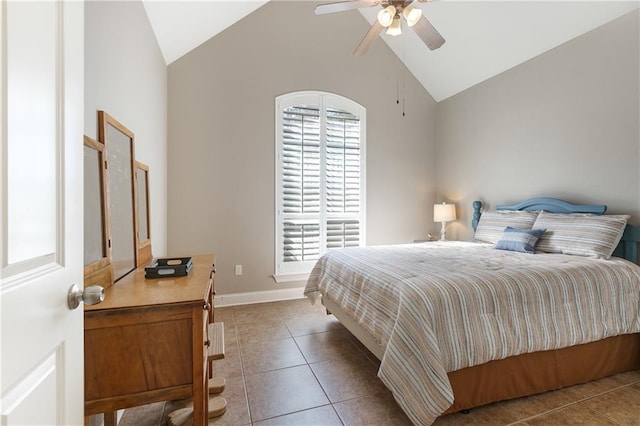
xmin=85 ymin=0 xmax=168 ymax=257
xmin=167 ymin=1 xmax=438 ymax=295
xmin=436 ymin=11 xmax=640 ymax=241
xmin=84 ymin=2 xmax=167 ymax=424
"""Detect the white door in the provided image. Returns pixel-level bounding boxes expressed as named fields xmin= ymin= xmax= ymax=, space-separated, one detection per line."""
xmin=1 ymin=1 xmax=84 ymax=425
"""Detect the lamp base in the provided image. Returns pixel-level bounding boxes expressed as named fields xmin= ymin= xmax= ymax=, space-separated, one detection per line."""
xmin=439 ymin=221 xmax=447 ymax=241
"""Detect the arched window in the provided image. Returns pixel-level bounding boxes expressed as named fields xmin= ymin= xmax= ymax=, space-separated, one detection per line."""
xmin=275 ymin=91 xmax=366 ymax=281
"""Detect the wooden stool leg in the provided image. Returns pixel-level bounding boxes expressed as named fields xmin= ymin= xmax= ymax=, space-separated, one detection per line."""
xmin=167 ymin=397 xmax=227 ymax=425
xmin=208 ymin=397 xmax=226 ymax=418
xmin=168 ymin=336 xmax=228 ymax=426
xmin=208 ymin=350 xmax=226 ymax=394
xmin=209 ymin=376 xmax=226 ymax=394
xmin=207 ymin=322 xmax=226 ymax=394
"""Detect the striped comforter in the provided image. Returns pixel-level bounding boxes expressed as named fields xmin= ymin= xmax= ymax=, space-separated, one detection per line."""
xmin=304 ymin=241 xmax=640 ymax=425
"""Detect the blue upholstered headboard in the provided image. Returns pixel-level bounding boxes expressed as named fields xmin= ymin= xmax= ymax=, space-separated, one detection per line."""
xmin=471 ymin=197 xmax=640 ymax=264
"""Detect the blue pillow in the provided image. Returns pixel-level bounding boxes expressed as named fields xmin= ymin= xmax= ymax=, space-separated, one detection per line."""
xmin=495 ymin=227 xmax=546 ymax=254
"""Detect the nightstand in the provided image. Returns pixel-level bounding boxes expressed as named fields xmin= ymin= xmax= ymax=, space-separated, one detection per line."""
xmin=414 ymin=233 xmax=438 ymax=243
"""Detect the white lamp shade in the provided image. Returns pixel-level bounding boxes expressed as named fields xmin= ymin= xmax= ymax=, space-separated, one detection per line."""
xmin=403 ymin=5 xmax=422 ymax=27
xmin=434 ymin=203 xmax=456 ymax=223
xmin=386 ymin=16 xmax=402 ymax=36
xmin=377 ymin=5 xmax=396 ymax=27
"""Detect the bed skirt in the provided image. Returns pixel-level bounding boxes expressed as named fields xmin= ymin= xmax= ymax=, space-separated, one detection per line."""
xmin=444 ymin=332 xmax=640 ymax=414
xmin=322 ymin=296 xmax=640 ymax=417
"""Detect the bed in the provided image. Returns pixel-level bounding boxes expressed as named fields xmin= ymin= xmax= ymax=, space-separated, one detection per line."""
xmin=304 ymin=197 xmax=640 ymax=425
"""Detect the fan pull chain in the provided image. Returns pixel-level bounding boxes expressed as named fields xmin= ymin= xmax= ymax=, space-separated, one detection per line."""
xmin=401 ymin=72 xmax=406 ymax=117
xmin=397 ymin=72 xmax=405 ymax=117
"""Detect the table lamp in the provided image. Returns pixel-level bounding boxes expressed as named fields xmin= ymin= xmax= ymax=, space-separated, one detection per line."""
xmin=434 ymin=202 xmax=457 ymax=241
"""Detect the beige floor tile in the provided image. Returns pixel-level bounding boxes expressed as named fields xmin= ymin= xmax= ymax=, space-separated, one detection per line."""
xmin=212 ymin=349 xmax=243 ymax=379
xmin=239 ymin=337 xmax=306 ymax=374
xmin=253 ymin=405 xmax=343 ymax=425
xmin=610 ymin=369 xmax=640 ymax=385
xmin=271 ymin=298 xmax=327 ymax=318
xmin=561 ymin=373 xmax=639 ymax=402
xmin=236 ymin=319 xmax=291 ymax=344
xmin=522 ymin=403 xmax=618 ymax=425
xmin=284 ymin=313 xmax=345 ymax=337
xmin=225 ymin=342 xmax=239 ymax=360
xmin=310 ymin=351 xmax=387 ymax=403
xmin=213 ymin=307 xmax=235 ymax=325
xmin=333 ymin=392 xmax=412 ymax=426
xmin=497 ymin=387 xmax=577 ymax=420
xmin=233 ymin=303 xmax=281 ymax=324
xmin=244 ymin=365 xmax=330 ymax=422
xmin=580 ymin=384 xmax=640 ymax=425
xmin=434 ymin=402 xmax=521 ymax=425
xmin=117 ymin=300 xmax=640 ymax=426
xmin=209 ymin=376 xmax=251 ymax=426
xmin=294 ymin=329 xmax=361 ymax=364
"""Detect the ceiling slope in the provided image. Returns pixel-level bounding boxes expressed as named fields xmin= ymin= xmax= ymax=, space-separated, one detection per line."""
xmin=360 ymin=0 xmax=639 ymax=101
xmin=143 ymin=0 xmax=639 ymax=101
xmin=142 ymin=0 xmax=269 ymax=64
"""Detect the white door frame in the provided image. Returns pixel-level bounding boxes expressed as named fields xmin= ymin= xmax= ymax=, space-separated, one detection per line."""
xmin=1 ymin=1 xmax=85 ymax=425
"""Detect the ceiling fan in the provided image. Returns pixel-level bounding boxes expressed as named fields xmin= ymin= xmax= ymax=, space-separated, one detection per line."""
xmin=314 ymin=0 xmax=445 ymax=56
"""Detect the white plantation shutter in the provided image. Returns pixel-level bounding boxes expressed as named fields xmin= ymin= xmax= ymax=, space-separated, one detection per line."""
xmin=326 ymin=219 xmax=360 ymax=249
xmin=282 ymin=106 xmax=321 ymax=263
xmin=325 ymin=108 xmax=361 ymax=249
xmin=275 ymin=92 xmax=366 ymax=279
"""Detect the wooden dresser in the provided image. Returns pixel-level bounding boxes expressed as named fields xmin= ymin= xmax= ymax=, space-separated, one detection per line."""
xmin=84 ymin=254 xmax=216 ymax=425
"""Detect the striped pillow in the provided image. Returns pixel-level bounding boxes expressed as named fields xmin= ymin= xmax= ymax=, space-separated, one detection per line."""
xmin=474 ymin=210 xmax=539 ymax=244
xmin=533 ymin=212 xmax=629 ymax=259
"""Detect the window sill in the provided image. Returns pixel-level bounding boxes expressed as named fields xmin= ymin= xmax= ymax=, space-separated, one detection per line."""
xmin=272 ymin=273 xmax=310 ymax=283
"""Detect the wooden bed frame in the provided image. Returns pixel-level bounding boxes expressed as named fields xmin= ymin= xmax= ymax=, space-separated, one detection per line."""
xmin=323 ymin=197 xmax=640 ymax=416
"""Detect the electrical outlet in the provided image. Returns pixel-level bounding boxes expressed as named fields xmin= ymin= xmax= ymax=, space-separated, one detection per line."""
xmin=234 ymin=265 xmax=242 ymax=276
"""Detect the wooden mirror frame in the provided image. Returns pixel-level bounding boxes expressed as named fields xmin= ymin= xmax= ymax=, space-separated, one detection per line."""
xmin=83 ymin=135 xmax=114 ymax=289
xmin=135 ymin=161 xmax=152 ymax=267
xmin=98 ymin=111 xmax=138 ymax=282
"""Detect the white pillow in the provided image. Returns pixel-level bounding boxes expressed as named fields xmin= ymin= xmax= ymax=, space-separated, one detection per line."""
xmin=474 ymin=210 xmax=539 ymax=244
xmin=533 ymin=211 xmax=629 ymax=259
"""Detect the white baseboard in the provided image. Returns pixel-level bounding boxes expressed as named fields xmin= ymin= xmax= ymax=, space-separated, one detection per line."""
xmin=214 ymin=287 xmax=306 ymax=307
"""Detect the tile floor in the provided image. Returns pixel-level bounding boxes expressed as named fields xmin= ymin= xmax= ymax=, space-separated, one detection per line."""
xmin=118 ymin=298 xmax=640 ymax=426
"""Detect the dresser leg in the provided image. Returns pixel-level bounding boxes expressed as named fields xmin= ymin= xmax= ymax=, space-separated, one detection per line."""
xmin=103 ymin=411 xmax=117 ymax=426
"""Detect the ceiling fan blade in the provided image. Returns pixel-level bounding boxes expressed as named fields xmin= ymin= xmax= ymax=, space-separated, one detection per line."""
xmin=314 ymin=0 xmax=382 ymax=15
xmin=411 ymin=15 xmax=445 ymax=50
xmin=353 ymin=21 xmax=384 ymax=57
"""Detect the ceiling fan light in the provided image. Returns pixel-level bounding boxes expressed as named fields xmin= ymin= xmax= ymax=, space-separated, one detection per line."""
xmin=403 ymin=5 xmax=422 ymax=27
xmin=377 ymin=5 xmax=396 ymax=27
xmin=386 ymin=16 xmax=402 ymax=36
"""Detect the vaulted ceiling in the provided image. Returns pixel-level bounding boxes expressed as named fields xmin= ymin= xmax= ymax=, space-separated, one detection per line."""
xmin=142 ymin=0 xmax=639 ymax=102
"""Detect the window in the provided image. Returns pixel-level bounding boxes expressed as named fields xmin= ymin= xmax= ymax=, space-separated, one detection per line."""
xmin=275 ymin=92 xmax=366 ymax=281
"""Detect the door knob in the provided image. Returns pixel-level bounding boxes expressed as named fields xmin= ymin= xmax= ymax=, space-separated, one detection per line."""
xmin=67 ymin=284 xmax=105 ymax=310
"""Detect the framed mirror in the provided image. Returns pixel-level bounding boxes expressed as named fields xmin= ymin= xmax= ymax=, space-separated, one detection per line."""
xmin=83 ymin=135 xmax=114 ymax=288
xmin=136 ymin=161 xmax=152 ymax=267
xmin=98 ymin=111 xmax=138 ymax=282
